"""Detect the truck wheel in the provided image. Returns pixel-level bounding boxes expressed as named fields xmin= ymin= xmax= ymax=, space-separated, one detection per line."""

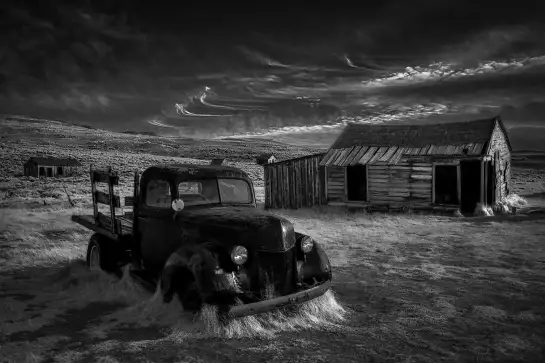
xmin=86 ymin=234 xmax=123 ymax=279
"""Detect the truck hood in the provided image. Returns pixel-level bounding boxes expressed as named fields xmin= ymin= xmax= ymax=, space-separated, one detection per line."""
xmin=178 ymin=206 xmax=296 ymax=252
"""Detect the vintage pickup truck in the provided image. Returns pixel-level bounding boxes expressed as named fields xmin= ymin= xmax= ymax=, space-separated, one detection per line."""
xmin=71 ymin=161 xmax=333 ymax=318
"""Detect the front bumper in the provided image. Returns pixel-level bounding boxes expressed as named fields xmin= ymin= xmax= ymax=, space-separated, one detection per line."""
xmin=228 ymin=281 xmax=331 ymax=318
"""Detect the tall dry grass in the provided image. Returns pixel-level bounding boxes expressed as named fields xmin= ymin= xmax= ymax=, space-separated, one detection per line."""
xmin=46 ymin=261 xmax=348 ymax=341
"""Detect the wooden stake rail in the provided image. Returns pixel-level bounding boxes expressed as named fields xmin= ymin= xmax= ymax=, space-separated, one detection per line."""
xmin=90 ymin=165 xmax=121 ymax=234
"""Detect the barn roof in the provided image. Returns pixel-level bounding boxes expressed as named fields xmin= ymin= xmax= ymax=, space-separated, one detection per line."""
xmin=320 ymin=116 xmax=511 ymax=167
xmin=26 ymin=157 xmax=82 ymax=166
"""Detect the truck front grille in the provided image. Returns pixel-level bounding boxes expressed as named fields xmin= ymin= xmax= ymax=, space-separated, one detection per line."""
xmin=256 ymin=248 xmax=297 ymax=298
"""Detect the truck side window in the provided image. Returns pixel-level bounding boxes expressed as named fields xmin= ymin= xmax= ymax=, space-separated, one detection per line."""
xmin=146 ymin=179 xmax=171 ymax=208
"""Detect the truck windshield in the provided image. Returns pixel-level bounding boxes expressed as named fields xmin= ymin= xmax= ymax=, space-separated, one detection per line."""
xmin=178 ymin=178 xmax=252 ymax=206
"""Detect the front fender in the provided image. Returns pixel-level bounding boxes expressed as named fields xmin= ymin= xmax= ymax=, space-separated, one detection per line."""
xmin=295 ymin=233 xmax=332 ymax=285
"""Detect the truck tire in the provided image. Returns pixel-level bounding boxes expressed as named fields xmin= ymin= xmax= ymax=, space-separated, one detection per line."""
xmin=86 ymin=233 xmax=123 ymax=279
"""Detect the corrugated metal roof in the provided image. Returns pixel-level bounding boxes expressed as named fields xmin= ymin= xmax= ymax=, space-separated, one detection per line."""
xmin=320 ymin=142 xmax=487 ymax=166
xmin=319 ymin=116 xmax=506 ymax=166
xmin=340 ymin=146 xmax=362 ymax=167
xmin=358 ymin=147 xmax=379 ymax=165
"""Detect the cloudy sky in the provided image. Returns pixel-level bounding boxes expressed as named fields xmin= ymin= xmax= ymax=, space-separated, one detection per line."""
xmin=1 ymin=0 xmax=545 ymax=146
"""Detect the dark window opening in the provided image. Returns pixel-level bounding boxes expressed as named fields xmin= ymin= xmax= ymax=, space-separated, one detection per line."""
xmin=56 ymin=166 xmax=63 ymax=176
xmin=346 ymin=165 xmax=368 ymax=201
xmin=46 ymin=168 xmax=53 ymax=177
xmin=39 ymin=167 xmax=45 ymax=176
xmin=434 ymin=165 xmax=459 ymax=205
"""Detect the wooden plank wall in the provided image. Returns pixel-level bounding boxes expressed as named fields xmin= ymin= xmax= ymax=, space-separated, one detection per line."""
xmin=367 ymin=159 xmax=433 ymax=207
xmin=264 ymin=154 xmax=326 ymax=209
xmin=326 ymin=166 xmax=346 ymax=202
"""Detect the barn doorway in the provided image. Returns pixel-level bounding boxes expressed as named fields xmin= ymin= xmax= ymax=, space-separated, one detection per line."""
xmin=346 ymin=165 xmax=368 ymax=201
xmin=460 ymin=160 xmax=482 ymax=213
xmin=56 ymin=166 xmax=63 ymax=176
xmin=39 ymin=167 xmax=45 ymax=177
xmin=46 ymin=168 xmax=53 ymax=177
xmin=433 ymin=165 xmax=459 ymax=205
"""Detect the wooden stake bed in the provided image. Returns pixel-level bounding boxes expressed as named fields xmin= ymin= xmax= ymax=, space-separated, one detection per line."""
xmin=71 ymin=165 xmax=137 ymax=241
xmin=71 ymin=214 xmax=133 ymax=241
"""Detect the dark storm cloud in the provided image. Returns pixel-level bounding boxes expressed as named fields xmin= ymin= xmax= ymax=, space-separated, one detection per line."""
xmin=1 ymin=0 xmax=545 ymax=136
xmin=345 ymin=0 xmax=545 ymax=63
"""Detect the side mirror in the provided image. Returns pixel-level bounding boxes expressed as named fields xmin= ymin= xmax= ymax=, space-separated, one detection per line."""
xmin=172 ymin=198 xmax=185 ymax=211
xmin=172 ymin=198 xmax=185 ymax=220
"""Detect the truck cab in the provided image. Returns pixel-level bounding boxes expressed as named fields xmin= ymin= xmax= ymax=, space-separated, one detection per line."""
xmin=134 ymin=164 xmax=258 ymax=271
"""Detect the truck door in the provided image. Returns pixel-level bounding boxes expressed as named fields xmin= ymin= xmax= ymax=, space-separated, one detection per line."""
xmin=137 ymin=178 xmax=183 ymax=272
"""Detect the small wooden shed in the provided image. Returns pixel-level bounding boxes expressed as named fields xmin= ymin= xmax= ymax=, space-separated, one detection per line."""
xmin=256 ymin=154 xmax=277 ymax=165
xmin=263 ymin=153 xmax=327 ymax=209
xmin=210 ymin=158 xmax=225 ymax=165
xmin=319 ymin=116 xmax=512 ymax=213
xmin=23 ymin=157 xmax=82 ymax=177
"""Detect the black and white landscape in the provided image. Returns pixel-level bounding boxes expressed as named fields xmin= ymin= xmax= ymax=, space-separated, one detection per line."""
xmin=1 ymin=1 xmax=545 ymax=362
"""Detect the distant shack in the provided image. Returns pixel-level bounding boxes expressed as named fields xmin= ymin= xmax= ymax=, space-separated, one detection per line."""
xmin=210 ymin=158 xmax=225 ymax=165
xmin=24 ymin=157 xmax=82 ymax=177
xmin=256 ymin=154 xmax=277 ymax=165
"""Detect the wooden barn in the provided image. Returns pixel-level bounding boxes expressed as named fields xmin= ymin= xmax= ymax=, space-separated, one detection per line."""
xmin=319 ymin=116 xmax=512 ymax=213
xmin=263 ymin=153 xmax=326 ymax=209
xmin=23 ymin=157 xmax=82 ymax=177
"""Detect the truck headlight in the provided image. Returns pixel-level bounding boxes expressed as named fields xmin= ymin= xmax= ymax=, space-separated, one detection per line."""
xmin=231 ymin=245 xmax=248 ymax=265
xmin=300 ymin=236 xmax=314 ymax=254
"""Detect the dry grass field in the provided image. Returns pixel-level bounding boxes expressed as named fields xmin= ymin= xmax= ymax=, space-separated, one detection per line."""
xmin=1 ymin=117 xmax=545 ymax=362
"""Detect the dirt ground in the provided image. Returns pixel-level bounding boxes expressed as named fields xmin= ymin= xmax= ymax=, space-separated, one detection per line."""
xmin=1 ymin=205 xmax=545 ymax=363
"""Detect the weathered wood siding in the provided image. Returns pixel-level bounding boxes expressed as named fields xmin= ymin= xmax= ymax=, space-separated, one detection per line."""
xmin=264 ymin=153 xmax=326 ymax=209
xmin=325 ymin=166 xmax=346 ymax=202
xmin=367 ymin=159 xmax=433 ymax=207
xmin=23 ymin=163 xmax=36 ymax=177
xmin=486 ymin=121 xmax=511 ymax=201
